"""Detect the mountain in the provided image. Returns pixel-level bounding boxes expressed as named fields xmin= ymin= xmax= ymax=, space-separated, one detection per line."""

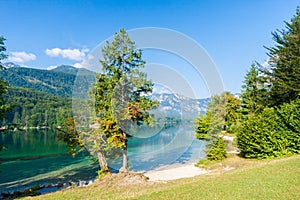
xmin=51 ymin=65 xmax=79 ymax=75
xmin=0 ymin=64 xmax=95 ymax=98
xmin=0 ymin=63 xmax=210 ymax=126
xmin=2 ymin=62 xmax=21 ymax=68
xmin=150 ymin=93 xmax=210 ymax=120
xmin=51 ymin=65 xmax=93 ymax=76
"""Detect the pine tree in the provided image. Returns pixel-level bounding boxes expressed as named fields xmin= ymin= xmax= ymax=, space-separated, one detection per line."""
xmin=91 ymin=29 xmax=158 ymax=172
xmin=263 ymin=8 xmax=300 ymax=106
xmin=240 ymin=64 xmax=267 ymax=116
xmin=223 ymin=92 xmax=241 ymax=133
xmin=0 ymin=36 xmax=7 ymax=69
xmin=0 ymin=36 xmax=10 ymax=122
xmin=195 ymin=94 xmax=226 ymax=161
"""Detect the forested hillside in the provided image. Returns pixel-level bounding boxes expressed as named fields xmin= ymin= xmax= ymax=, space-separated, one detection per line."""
xmin=0 ymin=65 xmax=95 ymax=98
xmin=0 ymin=65 xmax=94 ymax=128
xmin=1 ymin=87 xmax=73 ymax=128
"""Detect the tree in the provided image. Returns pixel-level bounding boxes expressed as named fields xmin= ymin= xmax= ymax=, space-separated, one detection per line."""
xmin=0 ymin=36 xmax=7 ymax=69
xmin=240 ymin=64 xmax=266 ymax=116
xmin=223 ymin=92 xmax=241 ymax=133
xmin=0 ymin=36 xmax=9 ymax=156
xmin=195 ymin=94 xmax=226 ymax=161
xmin=237 ymin=99 xmax=300 ymax=158
xmin=195 ymin=92 xmax=241 ymax=160
xmin=57 ymin=116 xmax=114 ymax=172
xmin=263 ymin=8 xmax=300 ymax=106
xmin=0 ymin=36 xmax=10 ymax=123
xmin=90 ymin=29 xmax=158 ymax=172
xmin=195 ymin=112 xmax=211 ymax=140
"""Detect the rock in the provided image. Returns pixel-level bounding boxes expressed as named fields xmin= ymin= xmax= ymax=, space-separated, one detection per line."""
xmin=87 ymin=180 xmax=93 ymax=186
xmin=78 ymin=180 xmax=86 ymax=187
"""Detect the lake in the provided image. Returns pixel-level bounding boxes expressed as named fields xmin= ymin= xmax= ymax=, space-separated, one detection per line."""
xmin=0 ymin=123 xmax=206 ymax=193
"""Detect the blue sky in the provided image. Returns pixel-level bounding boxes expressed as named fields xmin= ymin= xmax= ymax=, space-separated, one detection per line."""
xmin=0 ymin=0 xmax=299 ymax=98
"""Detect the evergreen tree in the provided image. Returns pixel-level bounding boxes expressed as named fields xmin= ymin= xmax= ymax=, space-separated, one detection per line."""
xmin=0 ymin=36 xmax=10 ymax=122
xmin=0 ymin=36 xmax=9 ymax=155
xmin=90 ymin=29 xmax=158 ymax=172
xmin=263 ymin=8 xmax=300 ymax=106
xmin=195 ymin=112 xmax=211 ymax=140
xmin=0 ymin=36 xmax=7 ymax=69
xmin=223 ymin=92 xmax=241 ymax=133
xmin=195 ymin=94 xmax=226 ymax=161
xmin=195 ymin=92 xmax=241 ymax=160
xmin=240 ymin=64 xmax=266 ymax=116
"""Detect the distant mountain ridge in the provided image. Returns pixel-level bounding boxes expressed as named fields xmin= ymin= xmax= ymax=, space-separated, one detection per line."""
xmin=3 ymin=62 xmax=21 ymax=68
xmin=51 ymin=65 xmax=93 ymax=76
xmin=0 ymin=64 xmax=95 ymax=98
xmin=150 ymin=93 xmax=210 ymax=120
xmin=1 ymin=63 xmax=210 ymax=119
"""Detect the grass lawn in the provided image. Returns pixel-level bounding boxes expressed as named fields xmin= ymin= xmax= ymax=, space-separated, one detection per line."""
xmin=24 ymin=155 xmax=300 ymax=200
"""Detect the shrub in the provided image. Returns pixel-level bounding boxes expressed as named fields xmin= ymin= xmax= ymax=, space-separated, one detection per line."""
xmin=237 ymin=99 xmax=300 ymax=158
xmin=206 ymin=138 xmax=227 ymax=161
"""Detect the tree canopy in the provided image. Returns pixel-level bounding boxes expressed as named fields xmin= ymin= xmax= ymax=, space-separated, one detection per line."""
xmin=60 ymin=29 xmax=159 ymax=173
xmin=262 ymin=8 xmax=300 ymax=106
xmin=237 ymin=8 xmax=300 ymax=158
xmin=93 ymin=28 xmax=159 ymax=172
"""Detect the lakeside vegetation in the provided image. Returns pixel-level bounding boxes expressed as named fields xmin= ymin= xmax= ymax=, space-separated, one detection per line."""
xmin=195 ymin=8 xmax=300 ymax=161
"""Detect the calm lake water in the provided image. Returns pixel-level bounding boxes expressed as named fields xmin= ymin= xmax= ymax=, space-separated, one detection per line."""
xmin=0 ymin=123 xmax=205 ymax=193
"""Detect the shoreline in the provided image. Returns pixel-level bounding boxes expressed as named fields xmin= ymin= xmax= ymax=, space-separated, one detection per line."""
xmin=0 ymin=162 xmax=207 ymax=197
xmin=144 ymin=162 xmax=209 ymax=181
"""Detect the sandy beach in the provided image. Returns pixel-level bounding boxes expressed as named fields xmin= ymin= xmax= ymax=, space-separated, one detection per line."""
xmin=144 ymin=163 xmax=209 ymax=181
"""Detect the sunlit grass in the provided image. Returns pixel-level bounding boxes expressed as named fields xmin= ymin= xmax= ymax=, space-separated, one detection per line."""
xmin=24 ymin=155 xmax=300 ymax=200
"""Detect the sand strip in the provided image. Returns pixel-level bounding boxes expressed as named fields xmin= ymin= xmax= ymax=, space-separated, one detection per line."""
xmin=144 ymin=163 xmax=209 ymax=181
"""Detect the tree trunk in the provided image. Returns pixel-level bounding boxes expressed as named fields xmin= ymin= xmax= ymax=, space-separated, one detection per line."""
xmin=120 ymin=132 xmax=129 ymax=172
xmin=120 ymin=33 xmax=129 ymax=173
xmin=97 ymin=151 xmax=110 ymax=172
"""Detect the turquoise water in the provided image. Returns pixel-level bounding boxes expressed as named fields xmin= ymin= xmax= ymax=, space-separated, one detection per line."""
xmin=0 ymin=123 xmax=205 ymax=193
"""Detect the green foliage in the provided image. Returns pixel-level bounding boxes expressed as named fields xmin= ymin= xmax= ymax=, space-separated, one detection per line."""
xmin=97 ymin=169 xmax=109 ymax=179
xmin=237 ymin=9 xmax=300 ymax=159
xmin=0 ymin=36 xmax=10 ymax=121
xmin=240 ymin=63 xmax=267 ymax=116
xmin=262 ymin=8 xmax=300 ymax=106
xmin=195 ymin=92 xmax=241 ymax=161
xmin=206 ymin=138 xmax=227 ymax=161
xmin=59 ymin=29 xmax=159 ymax=173
xmin=223 ymin=92 xmax=241 ymax=134
xmin=89 ymin=28 xmax=158 ymax=171
xmin=0 ymin=79 xmax=10 ymax=120
xmin=0 ymin=36 xmax=7 ymax=69
xmin=195 ymin=94 xmax=227 ymax=161
xmin=237 ymin=100 xmax=300 ymax=158
xmin=57 ymin=117 xmax=84 ymax=157
xmin=1 ymin=87 xmax=72 ymax=127
xmin=195 ymin=113 xmax=210 ymax=140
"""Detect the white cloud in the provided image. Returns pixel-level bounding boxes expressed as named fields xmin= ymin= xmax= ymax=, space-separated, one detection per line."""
xmin=73 ymin=62 xmax=83 ymax=68
xmin=73 ymin=55 xmax=94 ymax=68
xmin=45 ymin=48 xmax=89 ymax=61
xmin=8 ymin=51 xmax=36 ymax=63
xmin=46 ymin=65 xmax=57 ymax=70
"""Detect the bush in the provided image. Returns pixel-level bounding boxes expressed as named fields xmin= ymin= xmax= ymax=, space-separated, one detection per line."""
xmin=237 ymin=99 xmax=300 ymax=158
xmin=206 ymin=138 xmax=227 ymax=161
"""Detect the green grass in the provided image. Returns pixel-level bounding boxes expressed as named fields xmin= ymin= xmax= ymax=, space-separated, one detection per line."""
xmin=24 ymin=155 xmax=300 ymax=200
